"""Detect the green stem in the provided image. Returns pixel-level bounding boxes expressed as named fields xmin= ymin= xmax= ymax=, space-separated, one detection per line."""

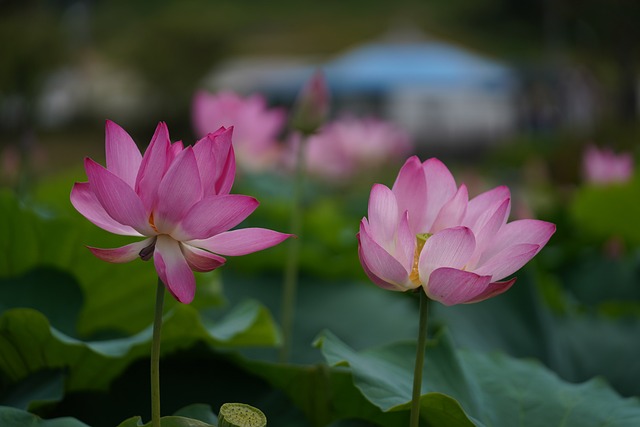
xmin=151 ymin=278 xmax=165 ymax=427
xmin=410 ymin=290 xmax=429 ymax=427
xmin=279 ymin=135 xmax=307 ymax=363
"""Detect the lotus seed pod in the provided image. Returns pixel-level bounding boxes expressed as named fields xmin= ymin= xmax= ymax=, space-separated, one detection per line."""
xmin=218 ymin=403 xmax=267 ymax=427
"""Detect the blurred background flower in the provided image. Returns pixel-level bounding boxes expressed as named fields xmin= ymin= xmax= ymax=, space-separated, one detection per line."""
xmin=304 ymin=116 xmax=412 ymax=180
xmin=192 ymin=91 xmax=286 ymax=172
xmin=3 ymin=0 xmax=638 ymax=183
xmin=582 ymin=144 xmax=633 ymax=185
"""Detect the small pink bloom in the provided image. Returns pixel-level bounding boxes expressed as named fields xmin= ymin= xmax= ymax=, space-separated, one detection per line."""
xmin=71 ymin=120 xmax=292 ymax=304
xmin=304 ymin=116 xmax=412 ymax=180
xmin=357 ymin=156 xmax=555 ymax=306
xmin=192 ymin=91 xmax=286 ymax=172
xmin=290 ymin=70 xmax=330 ymax=135
xmin=583 ymin=145 xmax=633 ymax=184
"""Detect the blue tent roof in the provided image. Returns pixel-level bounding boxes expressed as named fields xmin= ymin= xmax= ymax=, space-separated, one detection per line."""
xmin=323 ymin=41 xmax=515 ymax=93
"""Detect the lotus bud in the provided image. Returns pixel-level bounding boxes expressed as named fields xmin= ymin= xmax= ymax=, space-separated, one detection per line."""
xmin=290 ymin=70 xmax=330 ymax=135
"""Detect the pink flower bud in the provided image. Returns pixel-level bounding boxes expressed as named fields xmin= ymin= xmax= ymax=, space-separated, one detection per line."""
xmin=290 ymin=70 xmax=330 ymax=135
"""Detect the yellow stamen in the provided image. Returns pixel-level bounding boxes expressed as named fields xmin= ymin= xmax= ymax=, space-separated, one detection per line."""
xmin=149 ymin=212 xmax=159 ymax=233
xmin=409 ymin=233 xmax=431 ymax=286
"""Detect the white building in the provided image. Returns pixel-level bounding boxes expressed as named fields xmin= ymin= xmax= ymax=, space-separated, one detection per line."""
xmin=206 ymin=36 xmax=519 ymax=148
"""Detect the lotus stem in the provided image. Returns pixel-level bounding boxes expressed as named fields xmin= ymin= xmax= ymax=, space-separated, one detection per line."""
xmin=151 ymin=278 xmax=166 ymax=427
xmin=279 ymin=135 xmax=307 ymax=363
xmin=410 ymin=290 xmax=429 ymax=427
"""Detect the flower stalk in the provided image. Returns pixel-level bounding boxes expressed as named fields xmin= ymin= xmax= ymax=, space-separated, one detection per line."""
xmin=151 ymin=278 xmax=165 ymax=427
xmin=410 ymin=290 xmax=429 ymax=427
xmin=279 ymin=135 xmax=306 ymax=363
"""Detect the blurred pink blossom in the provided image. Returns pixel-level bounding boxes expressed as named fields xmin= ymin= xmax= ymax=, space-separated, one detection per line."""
xmin=304 ymin=116 xmax=413 ymax=180
xmin=583 ymin=145 xmax=633 ymax=184
xmin=192 ymin=91 xmax=286 ymax=172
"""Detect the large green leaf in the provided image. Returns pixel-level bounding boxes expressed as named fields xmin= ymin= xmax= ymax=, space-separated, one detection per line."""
xmin=173 ymin=404 xmax=218 ymax=424
xmin=0 ymin=299 xmax=279 ymax=392
xmin=237 ymin=356 xmax=408 ymax=427
xmin=0 ymin=267 xmax=83 ymax=336
xmin=0 ymin=370 xmax=64 ymax=411
xmin=558 ymin=247 xmax=640 ymax=306
xmin=316 ymin=330 xmax=640 ymax=427
xmin=316 ymin=330 xmax=478 ymax=426
xmin=220 ymin=272 xmax=418 ymax=364
xmin=435 ymin=270 xmax=640 ymax=397
xmin=0 ymin=405 xmax=90 ymax=426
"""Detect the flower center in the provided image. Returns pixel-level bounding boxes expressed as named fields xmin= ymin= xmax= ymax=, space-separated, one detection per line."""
xmin=409 ymin=233 xmax=431 ymax=286
xmin=149 ymin=212 xmax=159 ymax=233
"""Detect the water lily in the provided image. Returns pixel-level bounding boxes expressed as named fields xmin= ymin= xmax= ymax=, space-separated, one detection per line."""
xmin=583 ymin=144 xmax=633 ymax=184
xmin=358 ymin=155 xmax=555 ymax=306
xmin=192 ymin=91 xmax=286 ymax=172
xmin=71 ymin=120 xmax=292 ymax=304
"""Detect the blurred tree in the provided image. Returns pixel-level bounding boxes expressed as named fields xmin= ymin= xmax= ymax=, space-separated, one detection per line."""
xmin=561 ymin=0 xmax=640 ymax=122
xmin=93 ymin=0 xmax=229 ymax=131
xmin=0 ymin=0 xmax=65 ymax=130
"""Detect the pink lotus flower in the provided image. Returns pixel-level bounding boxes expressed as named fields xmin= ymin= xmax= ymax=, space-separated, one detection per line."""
xmin=304 ymin=116 xmax=413 ymax=180
xmin=192 ymin=91 xmax=286 ymax=172
xmin=357 ymin=156 xmax=555 ymax=305
xmin=583 ymin=145 xmax=633 ymax=184
xmin=71 ymin=120 xmax=292 ymax=304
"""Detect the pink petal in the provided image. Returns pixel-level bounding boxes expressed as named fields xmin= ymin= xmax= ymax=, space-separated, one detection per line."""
xmin=170 ymin=140 xmax=184 ymax=159
xmin=465 ymin=278 xmax=517 ymax=304
xmin=189 ymin=228 xmax=292 ymax=256
xmin=135 ymin=122 xmax=171 ymax=212
xmin=395 ymin=211 xmax=416 ymax=270
xmin=480 ymin=219 xmax=556 ymax=264
xmin=154 ymin=235 xmax=196 ymax=304
xmin=84 ymin=158 xmax=154 ymax=236
xmin=418 ymin=226 xmax=475 ymax=282
xmin=154 ymin=147 xmax=203 ymax=233
xmin=357 ymin=220 xmax=413 ymax=291
xmin=464 ymin=185 xmax=510 ymax=230
xmin=217 ymin=147 xmax=236 ymax=195
xmin=358 ymin=239 xmax=399 ymax=291
xmin=466 ymin=198 xmax=511 ymax=268
xmin=193 ymin=127 xmax=235 ymax=196
xmin=474 ymin=243 xmax=540 ymax=281
xmin=422 ymin=158 xmax=458 ymax=231
xmin=104 ymin=120 xmax=142 ymax=188
xmin=70 ymin=182 xmax=141 ymax=236
xmin=431 ymin=184 xmax=468 ymax=233
xmin=367 ymin=184 xmax=399 ymax=252
xmin=172 ymin=195 xmax=259 ymax=241
xmin=88 ymin=238 xmax=155 ymax=263
xmin=391 ymin=156 xmax=427 ymax=233
xmin=425 ymin=267 xmax=492 ymax=306
xmin=181 ymin=243 xmax=226 ymax=272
